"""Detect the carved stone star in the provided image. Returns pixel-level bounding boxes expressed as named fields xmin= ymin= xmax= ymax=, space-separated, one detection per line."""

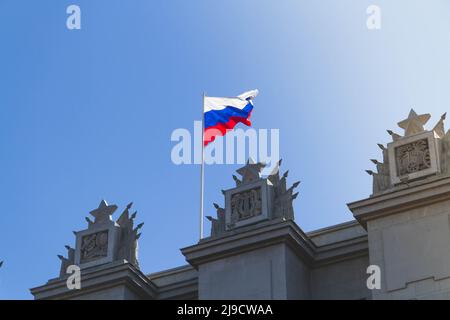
xmin=89 ymin=200 xmax=117 ymax=224
xmin=236 ymin=158 xmax=266 ymax=183
xmin=397 ymin=109 xmax=431 ymax=136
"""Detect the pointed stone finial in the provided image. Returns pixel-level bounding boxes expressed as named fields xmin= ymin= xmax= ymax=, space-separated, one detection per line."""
xmin=232 ymin=175 xmax=242 ymax=186
xmin=366 ymin=170 xmax=374 ymax=175
xmin=433 ymin=112 xmax=447 ymax=138
xmin=268 ymin=159 xmax=283 ymax=185
xmin=370 ymin=159 xmax=379 ymax=165
xmin=269 ymin=159 xmax=282 ymax=175
xmin=134 ymin=222 xmax=144 ymax=231
xmin=387 ymin=130 xmax=402 ymax=141
xmin=85 ymin=217 xmax=94 ymax=227
xmin=397 ymin=109 xmax=431 ymax=136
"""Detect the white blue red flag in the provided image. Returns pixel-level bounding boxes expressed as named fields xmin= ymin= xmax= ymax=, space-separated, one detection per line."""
xmin=203 ymin=89 xmax=259 ymax=146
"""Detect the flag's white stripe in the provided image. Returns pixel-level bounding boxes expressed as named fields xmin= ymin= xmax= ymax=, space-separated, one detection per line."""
xmin=204 ymin=89 xmax=258 ymax=112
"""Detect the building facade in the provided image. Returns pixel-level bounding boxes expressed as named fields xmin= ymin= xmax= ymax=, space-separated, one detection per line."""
xmin=31 ymin=110 xmax=450 ymax=300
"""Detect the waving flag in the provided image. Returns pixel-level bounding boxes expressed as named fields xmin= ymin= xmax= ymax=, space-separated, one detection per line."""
xmin=203 ymin=89 xmax=259 ymax=146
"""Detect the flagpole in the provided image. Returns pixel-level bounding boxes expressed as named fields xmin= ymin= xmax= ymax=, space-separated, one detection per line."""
xmin=200 ymin=92 xmax=206 ymax=240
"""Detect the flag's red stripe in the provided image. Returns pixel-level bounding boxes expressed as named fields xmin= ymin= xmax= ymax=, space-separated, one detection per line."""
xmin=203 ymin=112 xmax=253 ymax=146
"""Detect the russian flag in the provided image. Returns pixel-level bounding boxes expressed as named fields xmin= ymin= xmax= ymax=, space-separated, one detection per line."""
xmin=203 ymin=89 xmax=259 ymax=146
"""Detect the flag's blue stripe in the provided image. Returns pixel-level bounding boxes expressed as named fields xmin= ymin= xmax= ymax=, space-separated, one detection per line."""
xmin=204 ymin=103 xmax=253 ymax=129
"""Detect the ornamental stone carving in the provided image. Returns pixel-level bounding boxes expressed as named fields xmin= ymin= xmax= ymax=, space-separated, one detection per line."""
xmin=80 ymin=230 xmax=109 ymax=263
xmin=394 ymin=139 xmax=431 ymax=176
xmin=207 ymin=158 xmax=300 ymax=238
xmin=368 ymin=109 xmax=446 ymax=196
xmin=230 ymin=187 xmax=262 ymax=223
xmin=57 ymin=200 xmax=144 ymax=277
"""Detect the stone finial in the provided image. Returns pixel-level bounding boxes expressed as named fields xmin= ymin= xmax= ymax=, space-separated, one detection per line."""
xmin=58 ymin=245 xmax=75 ymax=277
xmin=85 ymin=217 xmax=94 ymax=227
xmin=232 ymin=175 xmax=242 ymax=186
xmin=116 ymin=202 xmax=143 ymax=268
xmin=433 ymin=113 xmax=447 ymax=138
xmin=207 ymin=203 xmax=226 ymax=237
xmin=387 ymin=130 xmax=402 ymax=142
xmin=397 ymin=109 xmax=431 ymax=136
xmin=268 ymin=159 xmax=283 ymax=186
xmin=272 ymin=166 xmax=300 ymax=220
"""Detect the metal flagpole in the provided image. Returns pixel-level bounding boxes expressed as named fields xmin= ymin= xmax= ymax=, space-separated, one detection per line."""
xmin=199 ymin=92 xmax=206 ymax=240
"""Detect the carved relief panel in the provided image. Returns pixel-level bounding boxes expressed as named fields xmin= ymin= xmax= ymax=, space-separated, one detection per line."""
xmin=230 ymin=187 xmax=262 ymax=224
xmin=395 ymin=139 xmax=431 ymax=176
xmin=75 ymin=223 xmax=120 ymax=269
xmin=225 ymin=180 xmax=272 ymax=230
xmin=80 ymin=230 xmax=109 ymax=263
xmin=388 ymin=131 xmax=440 ymax=185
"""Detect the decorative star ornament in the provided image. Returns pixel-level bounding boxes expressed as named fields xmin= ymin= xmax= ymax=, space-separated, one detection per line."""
xmin=236 ymin=158 xmax=266 ymax=183
xmin=397 ymin=109 xmax=431 ymax=136
xmin=89 ymin=200 xmax=117 ymax=224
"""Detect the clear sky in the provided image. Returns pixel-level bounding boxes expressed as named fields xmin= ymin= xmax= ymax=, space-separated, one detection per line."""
xmin=1 ymin=0 xmax=450 ymax=299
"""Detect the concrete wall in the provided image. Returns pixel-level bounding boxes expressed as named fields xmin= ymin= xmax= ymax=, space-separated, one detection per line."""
xmin=198 ymin=244 xmax=292 ymax=300
xmin=310 ymin=256 xmax=371 ymax=300
xmin=285 ymin=246 xmax=311 ymax=299
xmin=306 ymin=221 xmax=371 ymax=300
xmin=368 ymin=199 xmax=450 ymax=299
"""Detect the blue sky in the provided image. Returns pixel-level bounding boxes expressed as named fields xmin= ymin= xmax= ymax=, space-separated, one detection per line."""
xmin=1 ymin=0 xmax=450 ymax=299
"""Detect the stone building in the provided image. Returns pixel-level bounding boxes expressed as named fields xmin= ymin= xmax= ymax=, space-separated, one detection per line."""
xmin=31 ymin=110 xmax=450 ymax=300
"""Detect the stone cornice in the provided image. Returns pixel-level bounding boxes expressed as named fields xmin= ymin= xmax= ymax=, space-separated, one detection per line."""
xmin=181 ymin=219 xmax=368 ymax=269
xmin=347 ymin=176 xmax=450 ymax=228
xmin=181 ymin=219 xmax=315 ymax=268
xmin=30 ymin=261 xmax=157 ymax=300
